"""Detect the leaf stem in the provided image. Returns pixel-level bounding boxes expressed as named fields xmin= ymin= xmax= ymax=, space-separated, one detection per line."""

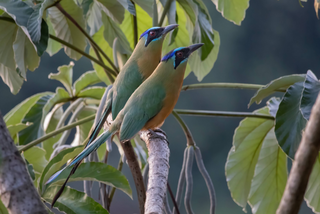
xmin=55 ymin=3 xmax=119 ymax=75
xmin=159 ymin=0 xmax=173 ymax=26
xmin=19 ymin=115 xmax=95 ymax=152
xmin=181 ymin=83 xmax=286 ymax=92
xmin=131 ymin=0 xmax=138 ymax=47
xmin=108 ymin=158 xmax=124 ymax=206
xmin=172 ymin=111 xmax=195 ymax=146
xmin=174 ymin=109 xmax=275 ymax=120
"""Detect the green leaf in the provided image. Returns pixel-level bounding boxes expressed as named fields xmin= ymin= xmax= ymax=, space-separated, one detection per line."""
xmin=7 ymin=122 xmax=32 ymax=139
xmin=73 ymin=70 xmax=101 ymax=95
xmin=71 ymin=108 xmax=95 ymax=146
xmin=43 ymin=105 xmax=64 ymax=160
xmin=211 ymin=0 xmax=250 ymax=25
xmin=77 ymin=86 xmax=106 ymax=99
xmin=86 ymin=0 xmax=103 ymax=35
xmin=248 ymin=128 xmax=287 ymax=214
xmin=0 ymin=0 xmax=48 ymax=55
xmin=0 ymin=17 xmax=23 ymax=94
xmin=24 ymin=146 xmax=48 ymax=173
xmin=275 ymin=81 xmax=307 ymax=159
xmin=248 ymin=74 xmax=306 ymax=107
xmin=117 ymin=0 xmax=136 ymax=15
xmin=305 ymin=153 xmax=320 ymax=213
xmin=13 ymin=27 xmax=40 ymax=79
xmin=102 ymin=13 xmax=132 ymax=54
xmin=43 ymin=185 xmax=109 ymax=214
xmin=267 ymin=97 xmax=281 ymax=118
xmin=47 ymin=1 xmax=86 ymax=60
xmin=97 ymin=0 xmax=125 ymax=23
xmin=4 ymin=92 xmax=51 ymax=125
xmin=226 ymin=107 xmax=274 ymax=211
xmin=46 ymin=17 xmax=62 ymax=56
xmin=0 ymin=199 xmax=8 ymax=214
xmin=133 ymin=0 xmax=153 ymax=17
xmin=301 ymin=70 xmax=320 ymax=120
xmin=39 ymin=146 xmax=84 ymax=193
xmin=48 ymin=162 xmax=132 ymax=198
xmin=49 ymin=62 xmax=74 ymax=95
xmin=25 ymin=159 xmax=36 ymax=181
xmin=19 ymin=94 xmax=54 ymax=145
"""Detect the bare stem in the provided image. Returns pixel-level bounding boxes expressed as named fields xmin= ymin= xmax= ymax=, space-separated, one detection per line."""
xmin=174 ymin=109 xmax=275 ymax=120
xmin=172 ymin=111 xmax=195 ymax=146
xmin=159 ymin=0 xmax=173 ymax=26
xmin=131 ymin=0 xmax=138 ymax=47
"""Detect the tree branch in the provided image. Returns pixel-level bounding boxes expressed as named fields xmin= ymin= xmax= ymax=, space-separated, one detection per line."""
xmin=276 ymin=93 xmax=320 ymax=214
xmin=0 ymin=111 xmax=48 ymax=214
xmin=140 ymin=129 xmax=170 ymax=214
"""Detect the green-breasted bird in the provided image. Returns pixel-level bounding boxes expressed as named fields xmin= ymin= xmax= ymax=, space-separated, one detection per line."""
xmin=47 ymin=25 xmax=178 ymax=206
xmin=46 ymin=44 xmax=203 ymax=196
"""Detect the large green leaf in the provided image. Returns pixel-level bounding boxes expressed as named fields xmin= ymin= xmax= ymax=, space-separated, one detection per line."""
xmin=24 ymin=146 xmax=48 ymax=173
xmin=0 ymin=18 xmax=23 ymax=94
xmin=86 ymin=0 xmax=103 ymax=35
xmin=13 ymin=27 xmax=40 ymax=79
xmin=275 ymin=81 xmax=307 ymax=159
xmin=39 ymin=146 xmax=84 ymax=193
xmin=47 ymin=1 xmax=86 ymax=60
xmin=0 ymin=0 xmax=48 ymax=55
xmin=249 ymin=74 xmax=306 ymax=107
xmin=46 ymin=17 xmax=62 ymax=56
xmin=133 ymin=0 xmax=153 ymax=17
xmin=248 ymin=128 xmax=287 ymax=214
xmin=211 ymin=0 xmax=250 ymax=25
xmin=49 ymin=62 xmax=74 ymax=96
xmin=102 ymin=13 xmax=132 ymax=54
xmin=301 ymin=70 xmax=320 ymax=120
xmin=48 ymin=162 xmax=132 ymax=198
xmin=77 ymin=86 xmax=106 ymax=99
xmin=97 ymin=0 xmax=125 ymax=23
xmin=305 ymin=153 xmax=320 ymax=213
xmin=117 ymin=0 xmax=136 ymax=15
xmin=19 ymin=94 xmax=53 ymax=145
xmin=73 ymin=70 xmax=101 ymax=95
xmin=7 ymin=122 xmax=32 ymax=139
xmin=226 ymin=107 xmax=274 ymax=211
xmin=43 ymin=185 xmax=109 ymax=214
xmin=4 ymin=92 xmax=51 ymax=125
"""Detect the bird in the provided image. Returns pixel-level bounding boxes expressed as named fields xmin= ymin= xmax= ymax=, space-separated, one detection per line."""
xmin=46 ymin=25 xmax=178 ymax=207
xmin=46 ymin=44 xmax=204 ymax=197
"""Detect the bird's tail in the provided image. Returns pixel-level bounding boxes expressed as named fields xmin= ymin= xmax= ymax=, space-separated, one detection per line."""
xmin=46 ymin=129 xmax=116 ymax=207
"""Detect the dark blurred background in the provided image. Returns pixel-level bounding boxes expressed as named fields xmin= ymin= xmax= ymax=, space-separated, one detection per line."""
xmin=1 ymin=0 xmax=320 ymax=213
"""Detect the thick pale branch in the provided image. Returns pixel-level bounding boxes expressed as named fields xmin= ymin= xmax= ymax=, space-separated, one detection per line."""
xmin=276 ymin=92 xmax=320 ymax=214
xmin=0 ymin=112 xmax=47 ymax=214
xmin=140 ymin=129 xmax=170 ymax=214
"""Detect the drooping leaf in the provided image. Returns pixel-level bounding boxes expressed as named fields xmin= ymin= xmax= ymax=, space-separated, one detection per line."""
xmin=77 ymin=86 xmax=106 ymax=99
xmin=86 ymin=0 xmax=103 ymax=35
xmin=43 ymin=105 xmax=64 ymax=160
xmin=301 ymin=70 xmax=320 ymax=120
xmin=211 ymin=0 xmax=250 ymax=25
xmin=39 ymin=146 xmax=84 ymax=193
xmin=43 ymin=185 xmax=109 ymax=214
xmin=159 ymin=0 xmax=176 ymax=43
xmin=267 ymin=97 xmax=281 ymax=118
xmin=117 ymin=0 xmax=136 ymax=15
xmin=0 ymin=0 xmax=48 ymax=55
xmin=24 ymin=146 xmax=48 ymax=173
xmin=96 ymin=0 xmax=125 ymax=23
xmin=7 ymin=122 xmax=32 ymax=139
xmin=71 ymin=108 xmax=95 ymax=147
xmin=4 ymin=92 xmax=51 ymax=125
xmin=226 ymin=107 xmax=274 ymax=211
xmin=13 ymin=27 xmax=40 ymax=79
xmin=73 ymin=70 xmax=101 ymax=95
xmin=19 ymin=94 xmax=54 ymax=145
xmin=46 ymin=17 xmax=62 ymax=56
xmin=102 ymin=13 xmax=132 ymax=54
xmin=133 ymin=0 xmax=153 ymax=17
xmin=47 ymin=1 xmax=86 ymax=60
xmin=248 ymin=128 xmax=287 ymax=214
xmin=249 ymin=74 xmax=306 ymax=107
xmin=49 ymin=62 xmax=74 ymax=95
xmin=47 ymin=162 xmax=132 ymax=198
xmin=25 ymin=159 xmax=36 ymax=181
xmin=305 ymin=153 xmax=320 ymax=213
xmin=275 ymin=81 xmax=307 ymax=159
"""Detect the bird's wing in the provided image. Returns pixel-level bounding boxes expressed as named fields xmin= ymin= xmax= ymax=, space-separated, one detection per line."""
xmin=119 ymin=85 xmax=166 ymax=141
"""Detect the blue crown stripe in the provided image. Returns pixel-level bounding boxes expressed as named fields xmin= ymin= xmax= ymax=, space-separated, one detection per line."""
xmin=161 ymin=47 xmax=186 ymax=62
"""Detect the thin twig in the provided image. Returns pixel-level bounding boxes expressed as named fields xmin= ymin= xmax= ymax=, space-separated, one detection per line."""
xmin=168 ymin=182 xmax=180 ymax=214
xmin=18 ymin=115 xmax=95 ymax=152
xmin=181 ymin=82 xmax=286 ymax=92
xmin=174 ymin=109 xmax=275 ymax=120
xmin=172 ymin=111 xmax=195 ymax=146
xmin=158 ymin=0 xmax=173 ymax=26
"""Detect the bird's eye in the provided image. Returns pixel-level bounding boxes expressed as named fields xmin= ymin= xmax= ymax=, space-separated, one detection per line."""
xmin=176 ymin=52 xmax=183 ymax=58
xmin=149 ymin=31 xmax=156 ymax=36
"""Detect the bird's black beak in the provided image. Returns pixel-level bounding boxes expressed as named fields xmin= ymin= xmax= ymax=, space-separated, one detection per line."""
xmin=162 ymin=24 xmax=179 ymax=35
xmin=187 ymin=43 xmax=204 ymax=56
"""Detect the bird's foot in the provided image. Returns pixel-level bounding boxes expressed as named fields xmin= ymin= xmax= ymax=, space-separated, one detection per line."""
xmin=147 ymin=129 xmax=169 ymax=145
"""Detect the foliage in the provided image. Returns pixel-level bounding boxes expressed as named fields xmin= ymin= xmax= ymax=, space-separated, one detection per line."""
xmin=0 ymin=0 xmax=319 ymax=213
